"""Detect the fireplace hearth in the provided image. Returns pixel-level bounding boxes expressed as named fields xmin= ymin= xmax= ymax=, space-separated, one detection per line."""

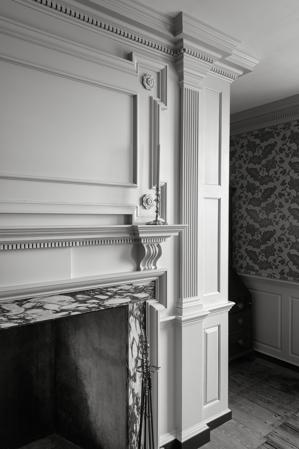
xmin=0 ymin=281 xmax=155 ymax=449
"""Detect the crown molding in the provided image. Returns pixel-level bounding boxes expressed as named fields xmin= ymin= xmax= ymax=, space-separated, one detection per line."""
xmin=231 ymin=94 xmax=299 ymax=135
xmin=71 ymin=0 xmax=174 ymax=40
xmin=8 ymin=0 xmax=258 ymax=81
xmin=226 ymin=48 xmax=259 ymax=74
xmin=173 ymin=12 xmax=240 ymax=59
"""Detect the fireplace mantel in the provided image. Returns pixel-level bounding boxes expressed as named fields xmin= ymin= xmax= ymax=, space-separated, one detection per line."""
xmin=0 ymin=225 xmax=185 ymax=251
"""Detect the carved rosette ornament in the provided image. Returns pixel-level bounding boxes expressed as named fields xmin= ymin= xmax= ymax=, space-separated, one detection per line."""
xmin=142 ymin=73 xmax=155 ymax=91
xmin=141 ymin=194 xmax=155 ymax=210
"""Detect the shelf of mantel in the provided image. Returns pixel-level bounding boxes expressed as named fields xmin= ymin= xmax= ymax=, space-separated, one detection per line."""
xmin=0 ymin=224 xmax=186 ymax=250
xmin=0 ymin=280 xmax=155 ymax=330
xmin=0 ymin=223 xmax=186 ymax=274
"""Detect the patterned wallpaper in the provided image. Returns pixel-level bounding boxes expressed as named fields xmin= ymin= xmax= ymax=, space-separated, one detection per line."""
xmin=230 ymin=119 xmax=299 ymax=282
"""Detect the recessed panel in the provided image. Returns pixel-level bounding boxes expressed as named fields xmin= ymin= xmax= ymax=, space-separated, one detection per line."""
xmin=252 ymin=290 xmax=281 ymax=349
xmin=290 ymin=297 xmax=299 ymax=357
xmin=204 ymin=326 xmax=220 ymax=405
xmin=204 ymin=90 xmax=221 ymax=185
xmin=203 ymin=198 xmax=220 ymax=295
xmin=0 ymin=249 xmax=70 ymax=287
xmin=0 ymin=61 xmax=136 ymax=186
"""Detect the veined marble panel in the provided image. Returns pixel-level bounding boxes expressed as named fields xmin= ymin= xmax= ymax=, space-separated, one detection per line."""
xmin=0 ymin=282 xmax=155 ymax=329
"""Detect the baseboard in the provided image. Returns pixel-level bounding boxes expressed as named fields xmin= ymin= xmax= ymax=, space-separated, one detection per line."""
xmin=161 ymin=410 xmax=232 ymax=448
xmin=208 ymin=409 xmax=232 ymax=430
xmin=255 ymin=351 xmax=299 ymax=372
xmin=161 ymin=429 xmax=209 ymax=449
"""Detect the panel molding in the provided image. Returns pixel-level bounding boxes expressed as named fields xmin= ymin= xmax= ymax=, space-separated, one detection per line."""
xmin=149 ymin=97 xmax=161 ymax=189
xmin=250 ymin=288 xmax=282 ymax=351
xmin=0 ymin=200 xmax=138 ymax=216
xmin=204 ymin=325 xmax=220 ymax=405
xmin=0 ymin=58 xmax=139 ymax=188
xmin=241 ymin=274 xmax=299 ymax=366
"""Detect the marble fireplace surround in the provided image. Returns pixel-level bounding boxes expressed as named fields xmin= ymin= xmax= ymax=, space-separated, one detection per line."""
xmin=0 ymin=224 xmax=185 ymax=449
xmin=0 ymin=280 xmax=156 ymax=449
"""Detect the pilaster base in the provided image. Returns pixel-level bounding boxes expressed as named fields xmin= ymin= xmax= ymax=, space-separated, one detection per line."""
xmin=161 ymin=410 xmax=232 ymax=449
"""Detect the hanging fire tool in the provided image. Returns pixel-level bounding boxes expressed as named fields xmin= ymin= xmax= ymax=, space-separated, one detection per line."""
xmin=137 ymin=334 xmax=159 ymax=449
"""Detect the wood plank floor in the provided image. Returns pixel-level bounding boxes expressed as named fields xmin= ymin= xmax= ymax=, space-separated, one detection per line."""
xmin=202 ymin=356 xmax=299 ymax=449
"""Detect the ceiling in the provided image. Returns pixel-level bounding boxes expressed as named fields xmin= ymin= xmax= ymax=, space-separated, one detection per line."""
xmin=129 ymin=0 xmax=299 ymax=114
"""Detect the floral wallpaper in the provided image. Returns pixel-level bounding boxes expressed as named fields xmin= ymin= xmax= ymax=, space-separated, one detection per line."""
xmin=230 ymin=119 xmax=299 ymax=282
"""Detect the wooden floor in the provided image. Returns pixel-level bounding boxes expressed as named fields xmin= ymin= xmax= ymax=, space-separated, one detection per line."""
xmin=203 ymin=356 xmax=299 ymax=449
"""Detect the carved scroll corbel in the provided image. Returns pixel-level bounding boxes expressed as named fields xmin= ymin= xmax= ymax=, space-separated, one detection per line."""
xmin=138 ymin=239 xmax=162 ymax=271
xmin=130 ymin=225 xmax=185 ymax=271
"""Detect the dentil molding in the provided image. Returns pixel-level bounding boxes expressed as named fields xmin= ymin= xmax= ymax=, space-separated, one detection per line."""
xmin=0 ymin=224 xmax=186 ymax=271
xmin=10 ymin=0 xmax=258 ymax=81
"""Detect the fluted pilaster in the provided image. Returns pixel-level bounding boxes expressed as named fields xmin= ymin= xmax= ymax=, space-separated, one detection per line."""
xmin=180 ymin=86 xmax=200 ymax=301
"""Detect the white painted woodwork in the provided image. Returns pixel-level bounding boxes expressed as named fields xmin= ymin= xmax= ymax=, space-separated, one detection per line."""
xmin=203 ymin=198 xmax=220 ymax=295
xmin=0 ymin=1 xmax=257 ymax=447
xmin=1 ymin=61 xmax=137 ymax=186
xmin=0 ymin=225 xmax=184 ymax=290
xmin=204 ymin=326 xmax=220 ymax=405
xmin=242 ymin=274 xmax=299 ymax=367
xmin=204 ymin=90 xmax=221 ymax=186
xmin=201 ymin=304 xmax=232 ymax=423
xmin=179 ymin=86 xmax=200 ymax=301
xmin=146 ymin=300 xmax=165 ymax=449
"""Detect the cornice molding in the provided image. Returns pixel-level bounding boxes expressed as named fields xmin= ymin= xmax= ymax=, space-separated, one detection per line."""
xmin=10 ymin=0 xmax=258 ymax=81
xmin=173 ymin=12 xmax=239 ymax=59
xmin=16 ymin=0 xmax=175 ymax=56
xmin=231 ymin=94 xmax=299 ymax=135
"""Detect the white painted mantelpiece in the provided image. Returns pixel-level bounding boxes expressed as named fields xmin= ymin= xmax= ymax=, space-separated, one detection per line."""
xmin=0 ymin=1 xmax=257 ymax=448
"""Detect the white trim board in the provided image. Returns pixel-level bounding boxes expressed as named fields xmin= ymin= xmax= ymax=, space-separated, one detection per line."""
xmin=231 ymin=94 xmax=299 ymax=135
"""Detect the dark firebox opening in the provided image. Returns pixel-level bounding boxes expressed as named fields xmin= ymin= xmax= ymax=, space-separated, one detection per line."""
xmin=0 ymin=307 xmax=128 ymax=449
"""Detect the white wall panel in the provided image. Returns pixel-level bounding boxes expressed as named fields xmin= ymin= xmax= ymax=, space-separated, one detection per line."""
xmin=204 ymin=326 xmax=219 ymax=405
xmin=71 ymin=245 xmax=135 ymax=278
xmin=1 ymin=61 xmax=137 ymax=186
xmin=204 ymin=90 xmax=221 ymax=186
xmin=0 ymin=249 xmax=70 ymax=286
xmin=203 ymin=198 xmax=220 ymax=295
